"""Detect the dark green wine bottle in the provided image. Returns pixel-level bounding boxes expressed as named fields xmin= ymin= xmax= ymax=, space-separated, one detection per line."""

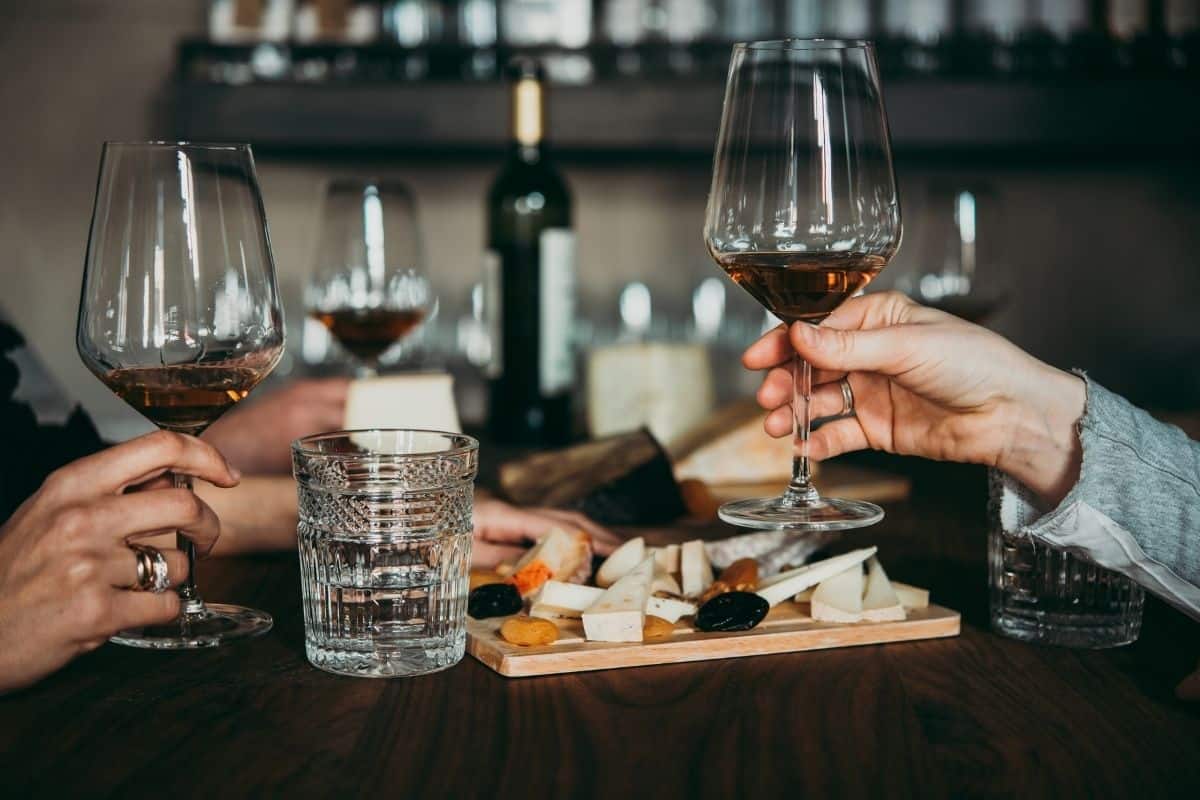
xmin=486 ymin=60 xmax=575 ymax=445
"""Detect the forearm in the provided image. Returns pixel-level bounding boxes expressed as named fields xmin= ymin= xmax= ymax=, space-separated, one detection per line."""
xmin=995 ymin=364 xmax=1087 ymax=510
xmin=995 ymin=377 xmax=1200 ymax=619
xmin=193 ymin=477 xmax=298 ymax=555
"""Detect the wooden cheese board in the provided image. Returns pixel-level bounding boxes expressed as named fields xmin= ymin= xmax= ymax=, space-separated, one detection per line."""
xmin=467 ymin=595 xmax=959 ymax=678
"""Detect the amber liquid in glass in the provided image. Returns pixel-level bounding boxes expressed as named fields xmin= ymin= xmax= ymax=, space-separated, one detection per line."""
xmin=313 ymin=307 xmax=426 ymax=362
xmin=719 ymin=252 xmax=885 ymax=324
xmin=102 ymin=364 xmax=270 ymax=434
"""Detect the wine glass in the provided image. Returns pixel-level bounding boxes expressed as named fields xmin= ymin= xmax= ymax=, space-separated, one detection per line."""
xmin=305 ymin=179 xmax=435 ymax=377
xmin=704 ymin=40 xmax=902 ymax=530
xmin=77 ymin=142 xmax=285 ymax=648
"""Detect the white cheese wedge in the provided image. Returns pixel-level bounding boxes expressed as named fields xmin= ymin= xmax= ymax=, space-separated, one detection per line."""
xmin=646 ymin=595 xmax=696 ymax=624
xmin=861 ymin=557 xmax=906 ymax=622
xmin=756 ymin=547 xmax=877 ymax=607
xmin=595 ymin=537 xmax=646 ymax=588
xmin=680 ymin=539 xmax=714 ymax=599
xmin=532 ymin=581 xmax=604 ymax=614
xmin=344 ymin=373 xmax=461 ymax=434
xmin=810 ymin=564 xmax=866 ymax=623
xmin=586 ymin=342 xmax=715 ymax=445
xmin=651 ymin=572 xmax=682 ymax=596
xmin=648 ymin=544 xmax=681 ymax=575
xmin=510 ymin=528 xmax=590 ymax=596
xmin=583 ymin=556 xmax=655 ymax=643
xmin=892 ymin=582 xmax=929 ymax=610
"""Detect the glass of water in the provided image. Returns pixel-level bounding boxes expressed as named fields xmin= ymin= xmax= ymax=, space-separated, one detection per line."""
xmin=989 ymin=528 xmax=1144 ymax=648
xmin=292 ymin=429 xmax=478 ymax=677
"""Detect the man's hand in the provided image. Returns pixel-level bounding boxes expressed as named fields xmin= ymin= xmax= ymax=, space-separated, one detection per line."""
xmin=0 ymin=431 xmax=239 ymax=693
xmin=472 ymin=498 xmax=620 ymax=569
xmin=203 ymin=378 xmax=349 ymax=474
xmin=744 ymin=291 xmax=1087 ymax=509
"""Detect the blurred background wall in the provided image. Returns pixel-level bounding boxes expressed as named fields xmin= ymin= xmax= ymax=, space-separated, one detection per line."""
xmin=1 ymin=0 xmax=1198 ymax=439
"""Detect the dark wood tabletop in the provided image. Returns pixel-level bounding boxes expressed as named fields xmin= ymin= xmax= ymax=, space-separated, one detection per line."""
xmin=2 ymin=460 xmax=1198 ymax=799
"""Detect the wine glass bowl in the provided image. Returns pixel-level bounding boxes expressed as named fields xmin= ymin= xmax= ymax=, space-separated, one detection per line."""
xmin=704 ymin=40 xmax=902 ymax=530
xmin=306 ymin=179 xmax=435 ymax=375
xmin=77 ymin=141 xmax=284 ymax=648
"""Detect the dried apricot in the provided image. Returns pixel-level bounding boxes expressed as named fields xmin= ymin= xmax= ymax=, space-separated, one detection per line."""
xmin=500 ymin=616 xmax=559 ymax=647
xmin=469 ymin=571 xmax=507 ymax=591
xmin=643 ymin=615 xmax=675 ymax=639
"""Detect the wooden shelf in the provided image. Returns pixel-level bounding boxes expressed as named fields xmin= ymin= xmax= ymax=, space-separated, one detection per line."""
xmin=172 ymin=78 xmax=1200 ymax=158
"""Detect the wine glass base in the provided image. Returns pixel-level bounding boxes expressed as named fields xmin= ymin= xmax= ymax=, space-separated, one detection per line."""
xmin=110 ymin=603 xmax=273 ymax=650
xmin=718 ymin=495 xmax=884 ymax=531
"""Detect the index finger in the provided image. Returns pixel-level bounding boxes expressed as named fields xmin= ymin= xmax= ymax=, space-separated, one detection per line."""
xmin=47 ymin=430 xmax=240 ymax=500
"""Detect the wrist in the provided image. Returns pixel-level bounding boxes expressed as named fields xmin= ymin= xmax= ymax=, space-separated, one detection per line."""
xmin=995 ymin=365 xmax=1086 ymax=510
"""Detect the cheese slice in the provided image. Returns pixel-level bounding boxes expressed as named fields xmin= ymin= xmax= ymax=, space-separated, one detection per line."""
xmin=810 ymin=564 xmax=866 ymax=623
xmin=651 ymin=571 xmax=682 ymax=596
xmin=648 ymin=544 xmax=680 ymax=575
xmin=756 ymin=547 xmax=877 ymax=607
xmin=680 ymin=539 xmax=714 ymax=599
xmin=596 ymin=537 xmax=646 ymax=588
xmin=892 ymin=582 xmax=929 ymax=610
xmin=510 ymin=529 xmax=591 ymax=597
xmin=861 ymin=557 xmax=906 ymax=622
xmin=344 ymin=373 xmax=461 ymax=433
xmin=646 ymin=595 xmax=696 ymax=624
xmin=583 ymin=556 xmax=655 ymax=643
xmin=530 ymin=581 xmax=604 ymax=617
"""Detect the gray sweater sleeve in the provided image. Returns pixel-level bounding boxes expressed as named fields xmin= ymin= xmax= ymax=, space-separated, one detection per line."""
xmin=993 ymin=375 xmax=1200 ymax=620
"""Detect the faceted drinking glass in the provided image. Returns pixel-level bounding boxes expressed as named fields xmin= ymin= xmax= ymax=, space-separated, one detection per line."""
xmin=292 ymin=429 xmax=478 ymax=677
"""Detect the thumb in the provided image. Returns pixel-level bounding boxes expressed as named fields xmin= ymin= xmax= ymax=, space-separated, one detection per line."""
xmin=789 ymin=321 xmax=908 ymax=375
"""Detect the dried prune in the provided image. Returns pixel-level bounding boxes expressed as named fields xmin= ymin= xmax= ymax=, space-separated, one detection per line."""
xmin=468 ymin=582 xmax=522 ymax=619
xmin=695 ymin=591 xmax=769 ymax=632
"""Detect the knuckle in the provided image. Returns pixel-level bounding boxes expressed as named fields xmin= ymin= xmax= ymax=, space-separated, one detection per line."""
xmin=65 ymin=554 xmax=101 ymax=586
xmin=155 ymin=592 xmax=182 ymax=620
xmin=149 ymin=429 xmax=187 ymax=461
xmin=76 ymin=588 xmax=112 ymax=630
xmin=41 ymin=467 xmax=72 ymax=498
xmin=52 ymin=508 xmax=89 ymax=539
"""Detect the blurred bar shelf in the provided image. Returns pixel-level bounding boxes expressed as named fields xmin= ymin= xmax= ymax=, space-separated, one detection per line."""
xmin=174 ymin=77 xmax=1200 ymax=158
xmin=172 ymin=40 xmax=1200 ymax=158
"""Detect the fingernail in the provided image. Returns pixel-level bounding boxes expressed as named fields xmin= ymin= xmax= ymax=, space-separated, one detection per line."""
xmin=229 ymin=465 xmax=242 ymax=482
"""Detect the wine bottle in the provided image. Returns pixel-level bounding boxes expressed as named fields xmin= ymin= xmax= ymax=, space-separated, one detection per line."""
xmin=486 ymin=59 xmax=575 ymax=445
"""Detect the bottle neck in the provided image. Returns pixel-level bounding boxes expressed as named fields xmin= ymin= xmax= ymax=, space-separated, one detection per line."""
xmin=510 ymin=76 xmax=545 ymax=157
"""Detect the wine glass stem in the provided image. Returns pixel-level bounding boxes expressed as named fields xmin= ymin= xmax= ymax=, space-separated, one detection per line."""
xmin=784 ymin=341 xmax=820 ymax=507
xmin=172 ymin=470 xmax=205 ymax=615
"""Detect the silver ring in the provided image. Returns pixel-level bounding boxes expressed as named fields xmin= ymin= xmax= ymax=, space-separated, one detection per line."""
xmin=839 ymin=377 xmax=856 ymax=417
xmin=129 ymin=544 xmax=170 ymax=594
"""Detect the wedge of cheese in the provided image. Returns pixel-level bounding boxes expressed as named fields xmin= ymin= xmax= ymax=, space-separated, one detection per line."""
xmin=861 ymin=557 xmax=906 ymax=622
xmin=892 ymin=582 xmax=929 ymax=610
xmin=756 ymin=547 xmax=877 ymax=608
xmin=529 ymin=581 xmax=605 ymax=619
xmin=680 ymin=539 xmax=714 ymax=599
xmin=648 ymin=544 xmax=680 ymax=575
xmin=646 ymin=596 xmax=696 ymax=624
xmin=510 ymin=529 xmax=593 ymax=597
xmin=583 ymin=556 xmax=655 ymax=643
xmin=596 ymin=537 xmax=646 ymax=588
xmin=810 ymin=563 xmax=866 ymax=623
xmin=651 ymin=571 xmax=682 ymax=596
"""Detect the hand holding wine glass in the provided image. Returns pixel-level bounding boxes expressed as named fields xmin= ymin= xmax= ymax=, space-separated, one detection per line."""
xmin=704 ymin=39 xmax=902 ymax=530
xmin=744 ymin=291 xmax=1087 ymax=510
xmin=77 ymin=142 xmax=284 ymax=648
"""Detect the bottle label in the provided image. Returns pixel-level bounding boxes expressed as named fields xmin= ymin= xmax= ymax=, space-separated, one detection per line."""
xmin=539 ymin=228 xmax=575 ymax=395
xmin=483 ymin=250 xmax=502 ymax=378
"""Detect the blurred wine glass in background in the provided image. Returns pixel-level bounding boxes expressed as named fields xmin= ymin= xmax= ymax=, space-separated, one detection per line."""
xmin=895 ymin=182 xmax=1007 ymax=324
xmin=305 ymin=179 xmax=436 ymax=377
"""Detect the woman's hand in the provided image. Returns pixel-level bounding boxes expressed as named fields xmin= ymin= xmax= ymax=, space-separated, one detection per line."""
xmin=744 ymin=291 xmax=1086 ymax=508
xmin=0 ymin=431 xmax=240 ymax=693
xmin=203 ymin=378 xmax=350 ymax=475
xmin=472 ymin=497 xmax=620 ymax=568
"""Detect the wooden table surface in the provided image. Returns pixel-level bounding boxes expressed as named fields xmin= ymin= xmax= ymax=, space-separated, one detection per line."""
xmin=2 ymin=460 xmax=1198 ymax=799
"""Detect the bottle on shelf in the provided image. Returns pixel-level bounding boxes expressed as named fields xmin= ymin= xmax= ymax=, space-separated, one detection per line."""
xmin=486 ymin=60 xmax=577 ymax=446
